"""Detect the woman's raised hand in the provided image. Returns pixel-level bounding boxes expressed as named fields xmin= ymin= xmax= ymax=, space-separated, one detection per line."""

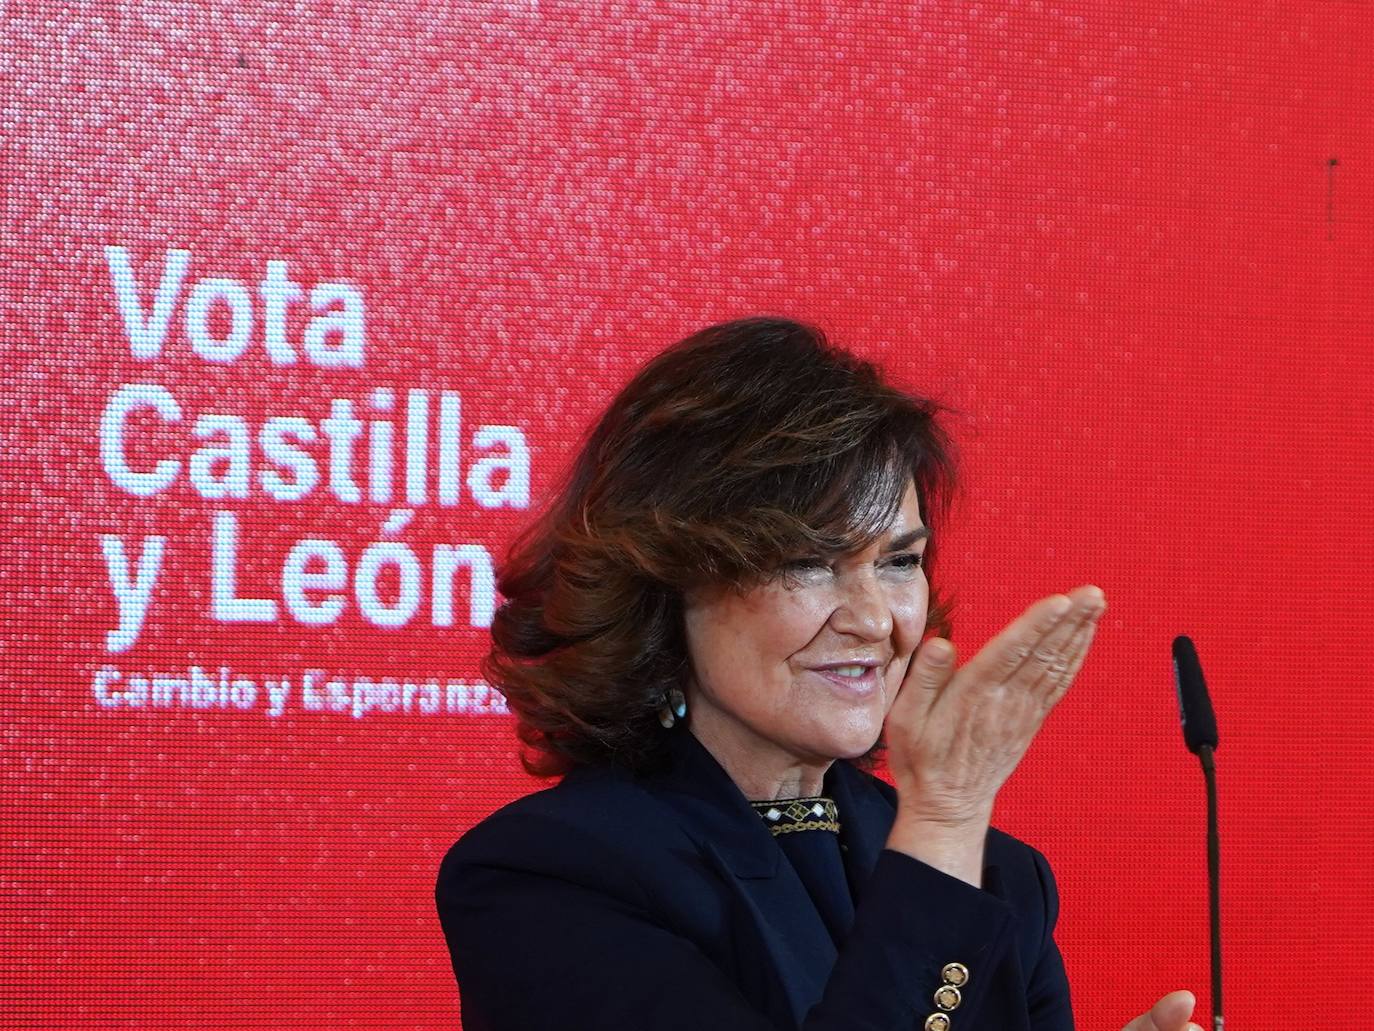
xmin=883 ymin=599 xmax=1200 ymax=1029
xmin=1120 ymin=990 xmax=1202 ymax=1031
xmin=883 ymin=585 xmax=1105 ymax=884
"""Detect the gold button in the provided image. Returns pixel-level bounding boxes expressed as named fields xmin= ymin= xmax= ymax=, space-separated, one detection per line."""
xmin=923 ymin=1015 xmax=951 ymax=1031
xmin=934 ymin=984 xmax=962 ymax=1011
xmin=941 ymin=962 xmax=969 ymax=987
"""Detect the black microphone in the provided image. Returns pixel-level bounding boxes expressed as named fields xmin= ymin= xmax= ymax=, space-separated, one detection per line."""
xmin=1171 ymin=634 xmax=1224 ymax=1031
xmin=1172 ymin=635 xmax=1218 ymax=754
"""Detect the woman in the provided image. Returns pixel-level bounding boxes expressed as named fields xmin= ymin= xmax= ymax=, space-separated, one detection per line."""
xmin=436 ymin=317 xmax=1199 ymax=1031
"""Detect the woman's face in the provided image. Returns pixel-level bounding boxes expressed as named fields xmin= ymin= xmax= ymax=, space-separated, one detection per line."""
xmin=683 ymin=482 xmax=930 ymax=787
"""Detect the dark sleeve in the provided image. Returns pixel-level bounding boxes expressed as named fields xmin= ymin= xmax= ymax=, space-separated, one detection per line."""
xmin=437 ymin=820 xmax=1031 ymax=1031
xmin=438 ymin=849 xmax=771 ymax=1030
xmin=1024 ymin=845 xmax=1074 ymax=1031
xmin=808 ymin=849 xmax=1025 ymax=1030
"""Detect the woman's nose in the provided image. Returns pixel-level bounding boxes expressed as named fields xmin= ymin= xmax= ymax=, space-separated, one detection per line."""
xmin=829 ymin=574 xmax=893 ymax=640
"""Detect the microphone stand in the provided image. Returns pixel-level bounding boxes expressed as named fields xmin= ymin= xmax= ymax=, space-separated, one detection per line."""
xmin=1198 ymin=744 xmax=1222 ymax=1031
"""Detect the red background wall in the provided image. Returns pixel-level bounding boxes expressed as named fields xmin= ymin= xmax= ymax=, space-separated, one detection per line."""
xmin=4 ymin=2 xmax=1372 ymax=1027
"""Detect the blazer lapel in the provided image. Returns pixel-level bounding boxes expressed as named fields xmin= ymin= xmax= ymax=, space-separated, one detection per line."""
xmin=653 ymin=732 xmax=839 ymax=1028
xmin=825 ymin=759 xmax=896 ymax=904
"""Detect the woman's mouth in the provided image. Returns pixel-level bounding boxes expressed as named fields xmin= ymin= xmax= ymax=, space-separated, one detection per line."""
xmin=809 ymin=663 xmax=883 ymax=697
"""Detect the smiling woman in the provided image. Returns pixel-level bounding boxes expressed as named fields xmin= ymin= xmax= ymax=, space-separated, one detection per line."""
xmin=435 ymin=316 xmax=1199 ymax=1031
xmin=683 ymin=484 xmax=931 ymax=801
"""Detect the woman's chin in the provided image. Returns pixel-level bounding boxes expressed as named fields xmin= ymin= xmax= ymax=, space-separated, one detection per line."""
xmin=816 ymin=722 xmax=884 ymax=762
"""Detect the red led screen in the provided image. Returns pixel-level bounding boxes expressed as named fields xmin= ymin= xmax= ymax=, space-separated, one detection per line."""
xmin=4 ymin=2 xmax=1372 ymax=1028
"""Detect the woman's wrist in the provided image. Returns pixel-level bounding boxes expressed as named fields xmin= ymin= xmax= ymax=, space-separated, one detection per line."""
xmin=884 ymin=806 xmax=990 ymax=888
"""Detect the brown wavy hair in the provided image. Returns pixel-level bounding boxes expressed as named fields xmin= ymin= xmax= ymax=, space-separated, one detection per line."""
xmin=485 ymin=316 xmax=958 ymax=777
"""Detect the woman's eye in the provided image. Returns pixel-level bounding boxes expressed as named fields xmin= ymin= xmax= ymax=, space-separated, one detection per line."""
xmin=887 ymin=552 xmax=925 ymax=570
xmin=784 ymin=557 xmax=829 ymax=572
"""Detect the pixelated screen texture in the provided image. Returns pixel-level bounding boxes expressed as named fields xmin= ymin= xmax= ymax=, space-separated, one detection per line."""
xmin=3 ymin=2 xmax=1371 ymax=1028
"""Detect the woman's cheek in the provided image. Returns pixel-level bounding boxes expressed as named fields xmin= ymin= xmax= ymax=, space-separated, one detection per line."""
xmin=883 ymin=657 xmax=911 ymax=716
xmin=778 ymin=586 xmax=837 ymax=641
xmin=890 ymin=582 xmax=929 ymax=643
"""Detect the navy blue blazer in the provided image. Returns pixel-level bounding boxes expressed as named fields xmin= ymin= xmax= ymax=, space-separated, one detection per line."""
xmin=436 ymin=730 xmax=1073 ymax=1030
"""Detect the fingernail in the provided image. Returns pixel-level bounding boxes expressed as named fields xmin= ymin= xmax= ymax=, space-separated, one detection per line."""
xmin=1049 ymin=595 xmax=1072 ymax=617
xmin=924 ymin=639 xmax=952 ymax=665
